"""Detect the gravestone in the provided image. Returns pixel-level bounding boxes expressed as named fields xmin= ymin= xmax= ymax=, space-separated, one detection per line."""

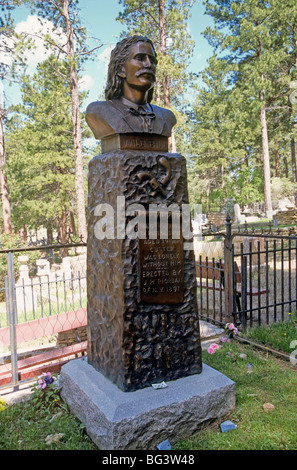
xmin=86 ymin=148 xmax=202 ymax=391
xmin=60 ymin=35 xmax=235 ymax=450
xmin=234 ymin=203 xmax=245 ymax=224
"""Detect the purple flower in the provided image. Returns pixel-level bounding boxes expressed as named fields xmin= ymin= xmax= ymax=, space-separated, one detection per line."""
xmin=44 ymin=372 xmax=54 ymax=385
xmin=36 ymin=372 xmax=54 ymax=389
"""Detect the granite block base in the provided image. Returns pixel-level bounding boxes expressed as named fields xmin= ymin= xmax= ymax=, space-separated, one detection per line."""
xmin=60 ymin=358 xmax=235 ymax=450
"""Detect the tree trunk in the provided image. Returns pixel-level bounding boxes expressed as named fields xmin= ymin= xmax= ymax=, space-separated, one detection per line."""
xmin=291 ymin=137 xmax=296 ymax=182
xmin=158 ymin=0 xmax=176 ymax=153
xmin=274 ymin=137 xmax=280 ymax=178
xmin=46 ymin=222 xmax=53 ymax=245
xmin=0 ymin=102 xmax=12 ymax=234
xmin=288 ymin=97 xmax=297 ymax=182
xmin=284 ymin=155 xmax=288 ymax=178
xmin=70 ymin=209 xmax=77 ymax=236
xmin=62 ymin=0 xmax=87 ymax=241
xmin=154 ymin=77 xmax=162 ymax=105
xmin=260 ymin=91 xmax=272 ymax=214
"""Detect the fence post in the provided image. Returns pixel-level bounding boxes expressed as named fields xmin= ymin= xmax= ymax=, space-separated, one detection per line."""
xmin=5 ymin=251 xmax=19 ymax=391
xmin=224 ymin=214 xmax=233 ymax=324
xmin=241 ymin=255 xmax=247 ymax=330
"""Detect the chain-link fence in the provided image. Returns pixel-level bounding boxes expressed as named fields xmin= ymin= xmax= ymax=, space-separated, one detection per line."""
xmin=0 ymin=239 xmax=87 ymax=390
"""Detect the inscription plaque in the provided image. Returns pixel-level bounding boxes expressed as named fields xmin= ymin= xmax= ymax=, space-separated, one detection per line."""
xmin=138 ymin=236 xmax=184 ymax=304
xmin=101 ymin=133 xmax=168 ymax=153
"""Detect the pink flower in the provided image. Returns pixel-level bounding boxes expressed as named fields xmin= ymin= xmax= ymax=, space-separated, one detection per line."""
xmin=221 ymin=336 xmax=230 ymax=343
xmin=228 ymin=323 xmax=235 ymax=330
xmin=207 ymin=343 xmax=220 ymax=354
xmin=37 ymin=378 xmax=47 ymax=389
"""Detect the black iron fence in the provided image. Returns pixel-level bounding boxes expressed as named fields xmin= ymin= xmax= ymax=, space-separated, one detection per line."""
xmin=195 ymin=215 xmax=297 ymax=330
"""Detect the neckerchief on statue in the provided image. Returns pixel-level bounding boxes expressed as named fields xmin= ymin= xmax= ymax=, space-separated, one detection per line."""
xmin=119 ymin=97 xmax=156 ymax=133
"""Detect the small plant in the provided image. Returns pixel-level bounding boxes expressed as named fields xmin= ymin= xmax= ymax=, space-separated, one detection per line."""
xmin=30 ymin=372 xmax=64 ymax=411
xmin=244 ymin=311 xmax=297 ymax=354
xmin=0 ymin=396 xmax=6 ymax=411
xmin=207 ymin=322 xmax=238 ymax=354
xmin=224 ymin=322 xmax=238 ymax=338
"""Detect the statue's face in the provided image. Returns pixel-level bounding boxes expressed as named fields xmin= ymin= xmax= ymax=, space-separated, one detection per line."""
xmin=118 ymin=41 xmax=157 ymax=95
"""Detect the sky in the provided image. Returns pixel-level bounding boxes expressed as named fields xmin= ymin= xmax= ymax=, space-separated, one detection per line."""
xmin=1 ymin=0 xmax=214 ymax=107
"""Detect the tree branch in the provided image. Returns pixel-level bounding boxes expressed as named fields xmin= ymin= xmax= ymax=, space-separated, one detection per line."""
xmin=75 ymin=43 xmax=103 ymax=57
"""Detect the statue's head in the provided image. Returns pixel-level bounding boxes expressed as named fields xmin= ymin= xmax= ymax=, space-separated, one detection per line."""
xmin=105 ymin=35 xmax=157 ymax=103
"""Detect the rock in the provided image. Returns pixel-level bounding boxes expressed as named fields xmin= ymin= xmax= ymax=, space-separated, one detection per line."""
xmin=157 ymin=439 xmax=171 ymax=450
xmin=60 ymin=358 xmax=236 ymax=450
xmin=263 ymin=403 xmax=275 ymax=411
xmin=45 ymin=433 xmax=65 ymax=445
xmin=239 ymin=353 xmax=247 ymax=360
xmin=220 ymin=420 xmax=237 ymax=433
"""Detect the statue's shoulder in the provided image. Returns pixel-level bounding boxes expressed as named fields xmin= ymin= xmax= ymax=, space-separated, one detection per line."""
xmin=85 ymin=100 xmax=177 ymax=139
xmin=150 ymin=104 xmax=177 ymax=133
xmin=85 ymin=101 xmax=122 ymax=139
xmin=151 ymin=104 xmax=176 ymax=118
xmin=86 ymin=100 xmax=113 ymax=116
xmin=151 ymin=104 xmax=176 ymax=123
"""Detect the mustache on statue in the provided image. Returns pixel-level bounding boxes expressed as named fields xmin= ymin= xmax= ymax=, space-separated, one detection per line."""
xmin=135 ymin=68 xmax=155 ymax=78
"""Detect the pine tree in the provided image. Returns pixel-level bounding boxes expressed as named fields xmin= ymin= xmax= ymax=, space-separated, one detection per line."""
xmin=5 ymin=57 xmax=78 ymax=237
xmin=24 ymin=0 xmax=102 ymax=240
xmin=201 ymin=0 xmax=297 ymax=214
xmin=0 ymin=0 xmax=22 ymax=233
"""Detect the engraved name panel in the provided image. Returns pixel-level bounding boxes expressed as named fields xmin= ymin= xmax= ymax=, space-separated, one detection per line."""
xmin=101 ymin=133 xmax=168 ymax=153
xmin=138 ymin=237 xmax=184 ymax=304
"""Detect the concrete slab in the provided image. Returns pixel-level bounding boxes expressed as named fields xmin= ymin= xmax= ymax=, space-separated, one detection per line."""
xmin=199 ymin=320 xmax=224 ymax=338
xmin=59 ymin=357 xmax=235 ymax=450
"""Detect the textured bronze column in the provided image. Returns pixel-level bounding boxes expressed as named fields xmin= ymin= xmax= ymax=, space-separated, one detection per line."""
xmin=87 ymin=135 xmax=202 ymax=392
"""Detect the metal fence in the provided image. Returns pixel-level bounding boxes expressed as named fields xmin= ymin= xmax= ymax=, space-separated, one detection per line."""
xmin=2 ymin=215 xmax=297 ymax=390
xmin=0 ymin=237 xmax=87 ymax=391
xmin=195 ymin=215 xmax=297 ymax=330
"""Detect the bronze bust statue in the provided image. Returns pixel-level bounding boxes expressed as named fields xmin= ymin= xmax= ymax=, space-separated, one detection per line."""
xmin=86 ymin=35 xmax=177 ymax=139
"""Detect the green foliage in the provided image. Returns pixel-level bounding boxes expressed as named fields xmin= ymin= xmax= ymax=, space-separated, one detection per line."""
xmin=188 ymin=0 xmax=297 ymax=211
xmin=0 ymin=382 xmax=96 ymax=450
xmin=244 ymin=311 xmax=297 ymax=354
xmin=5 ymin=56 xmax=78 ymax=233
xmin=175 ymin=341 xmax=297 ymax=450
xmin=0 ymin=396 xmax=6 ymax=411
xmin=30 ymin=373 xmax=64 ymax=412
xmin=270 ymin=177 xmax=297 ymax=201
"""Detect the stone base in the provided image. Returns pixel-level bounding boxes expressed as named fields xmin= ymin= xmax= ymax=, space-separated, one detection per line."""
xmin=59 ymin=358 xmax=235 ymax=450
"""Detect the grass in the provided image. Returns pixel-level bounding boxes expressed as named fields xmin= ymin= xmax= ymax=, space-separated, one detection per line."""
xmin=0 ymin=381 xmax=97 ymax=450
xmin=1 ymin=339 xmax=297 ymax=450
xmin=243 ymin=312 xmax=297 ymax=354
xmin=1 ymin=323 xmax=297 ymax=450
xmin=174 ymin=341 xmax=297 ymax=450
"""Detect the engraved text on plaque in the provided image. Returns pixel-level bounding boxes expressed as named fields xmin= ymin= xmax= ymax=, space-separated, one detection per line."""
xmin=138 ymin=237 xmax=184 ymax=304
